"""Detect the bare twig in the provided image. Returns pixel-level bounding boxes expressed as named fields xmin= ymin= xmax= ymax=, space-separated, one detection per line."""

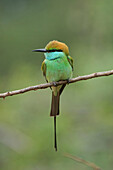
xmin=64 ymin=153 xmax=101 ymax=170
xmin=0 ymin=69 xmax=113 ymax=99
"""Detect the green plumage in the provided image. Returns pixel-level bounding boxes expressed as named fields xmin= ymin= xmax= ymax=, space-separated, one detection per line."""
xmin=42 ymin=52 xmax=73 ymax=98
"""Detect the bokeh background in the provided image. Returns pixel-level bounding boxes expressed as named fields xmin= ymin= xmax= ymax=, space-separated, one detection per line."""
xmin=1 ymin=0 xmax=113 ymax=169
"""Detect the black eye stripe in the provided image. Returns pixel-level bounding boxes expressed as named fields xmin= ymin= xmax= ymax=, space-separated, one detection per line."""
xmin=47 ymin=49 xmax=63 ymax=52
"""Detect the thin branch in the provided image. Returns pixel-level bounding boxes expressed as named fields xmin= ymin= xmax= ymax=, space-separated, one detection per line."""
xmin=64 ymin=153 xmax=101 ymax=170
xmin=0 ymin=69 xmax=113 ymax=99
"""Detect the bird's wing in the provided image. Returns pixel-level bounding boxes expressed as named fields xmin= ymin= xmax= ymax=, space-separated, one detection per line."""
xmin=60 ymin=55 xmax=73 ymax=95
xmin=41 ymin=60 xmax=48 ymax=82
xmin=67 ymin=55 xmax=74 ymax=71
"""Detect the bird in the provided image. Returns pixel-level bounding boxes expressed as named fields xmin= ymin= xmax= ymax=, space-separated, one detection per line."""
xmin=32 ymin=40 xmax=73 ymax=151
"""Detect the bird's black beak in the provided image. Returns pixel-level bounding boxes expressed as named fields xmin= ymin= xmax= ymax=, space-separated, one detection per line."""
xmin=32 ymin=49 xmax=63 ymax=53
xmin=32 ymin=49 xmax=48 ymax=53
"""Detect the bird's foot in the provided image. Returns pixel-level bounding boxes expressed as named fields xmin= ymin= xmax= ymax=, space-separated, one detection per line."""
xmin=66 ymin=79 xmax=70 ymax=84
xmin=53 ymin=81 xmax=57 ymax=86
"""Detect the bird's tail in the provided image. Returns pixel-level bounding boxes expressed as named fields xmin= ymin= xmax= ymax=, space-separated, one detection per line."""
xmin=50 ymin=92 xmax=60 ymax=151
xmin=54 ymin=116 xmax=57 ymax=151
xmin=50 ymin=91 xmax=60 ymax=116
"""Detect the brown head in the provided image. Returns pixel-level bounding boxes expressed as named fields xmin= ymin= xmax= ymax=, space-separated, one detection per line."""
xmin=46 ymin=40 xmax=69 ymax=56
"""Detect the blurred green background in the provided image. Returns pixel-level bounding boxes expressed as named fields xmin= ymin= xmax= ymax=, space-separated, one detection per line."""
xmin=1 ymin=0 xmax=113 ymax=169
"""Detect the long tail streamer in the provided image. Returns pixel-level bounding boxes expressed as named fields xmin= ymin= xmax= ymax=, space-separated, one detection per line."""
xmin=54 ymin=116 xmax=57 ymax=151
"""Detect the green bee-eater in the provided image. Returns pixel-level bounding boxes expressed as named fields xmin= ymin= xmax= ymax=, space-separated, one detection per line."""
xmin=33 ymin=40 xmax=73 ymax=151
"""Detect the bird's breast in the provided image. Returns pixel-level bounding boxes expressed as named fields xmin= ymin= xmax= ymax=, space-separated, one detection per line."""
xmin=45 ymin=56 xmax=72 ymax=82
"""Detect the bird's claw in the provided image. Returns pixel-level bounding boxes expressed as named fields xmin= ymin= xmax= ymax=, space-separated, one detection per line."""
xmin=53 ymin=81 xmax=57 ymax=86
xmin=67 ymin=79 xmax=70 ymax=84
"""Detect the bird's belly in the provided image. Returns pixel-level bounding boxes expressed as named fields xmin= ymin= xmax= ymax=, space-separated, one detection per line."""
xmin=46 ymin=59 xmax=72 ymax=82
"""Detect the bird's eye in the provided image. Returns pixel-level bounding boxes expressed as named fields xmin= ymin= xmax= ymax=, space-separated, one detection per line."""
xmin=49 ymin=49 xmax=56 ymax=52
xmin=48 ymin=49 xmax=62 ymax=52
xmin=56 ymin=49 xmax=63 ymax=52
